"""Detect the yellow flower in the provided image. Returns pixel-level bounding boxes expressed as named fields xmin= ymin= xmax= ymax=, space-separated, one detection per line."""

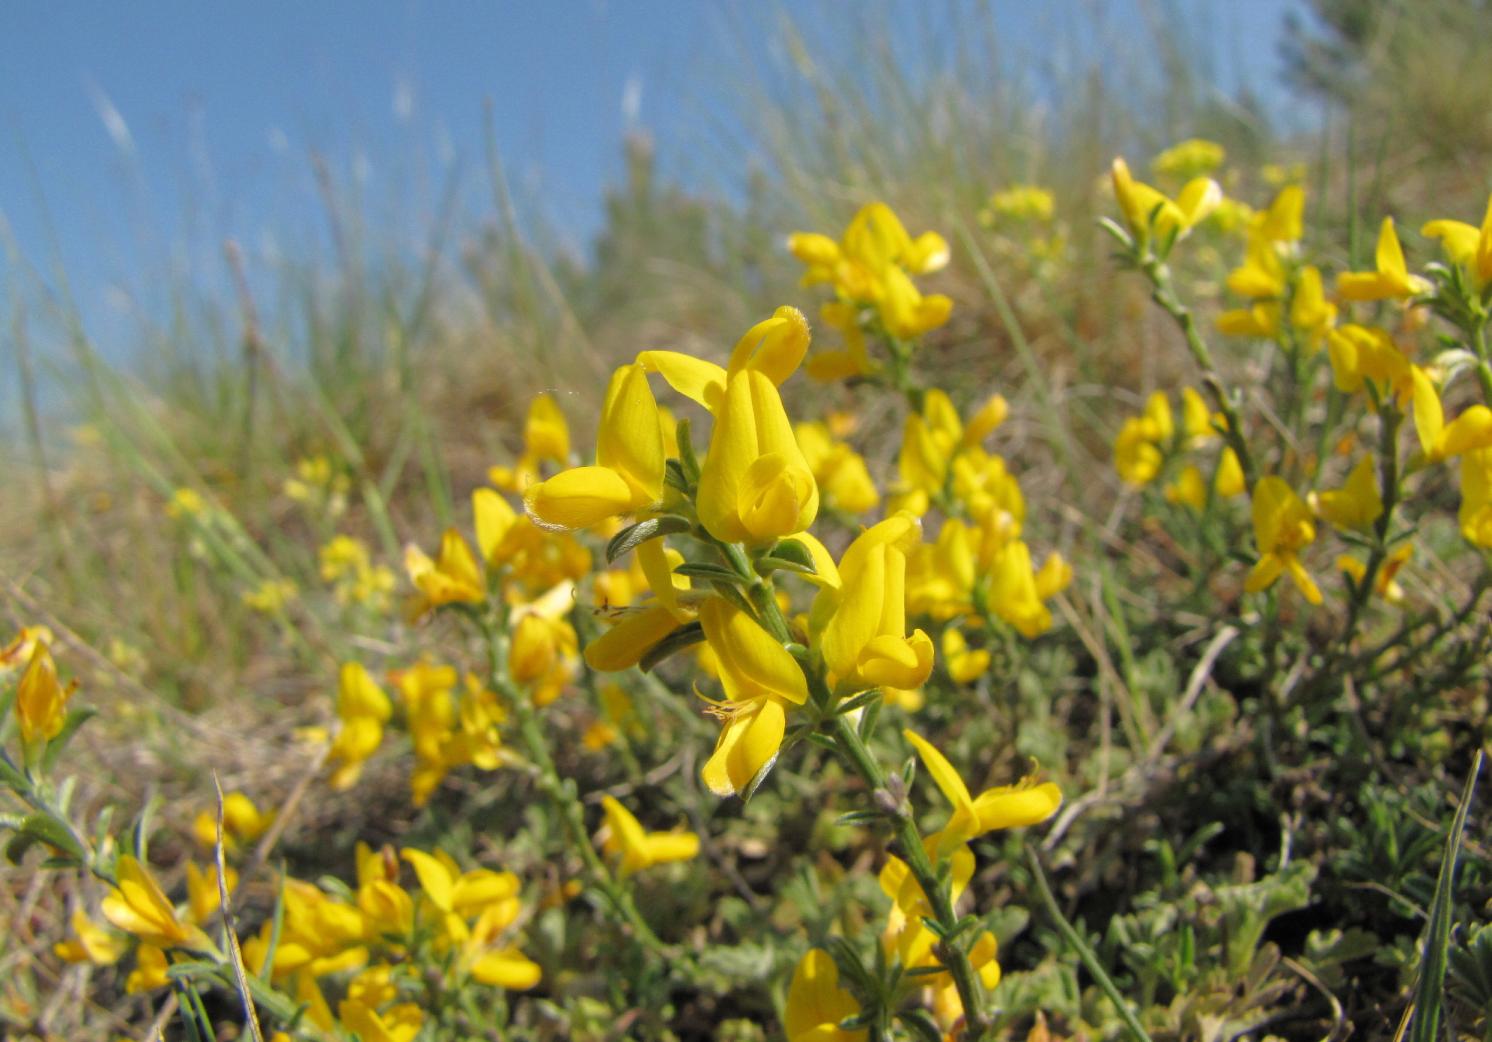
xmin=599 ymin=796 xmax=700 ymax=877
xmin=795 ymin=421 xmax=880 ymax=515
xmin=524 ymin=363 xmax=666 ymax=531
xmin=166 ymin=487 xmax=206 ymax=519
xmin=1411 ymin=366 xmax=1492 ymax=463
xmin=1422 ymin=193 xmax=1492 ymax=289
xmin=784 ymin=948 xmax=867 ymax=1042
xmin=461 ymin=902 xmax=542 ymax=990
xmin=404 ymin=528 xmax=485 ymax=614
xmin=327 ymin=662 xmax=393 ymax=791
xmin=1326 ymin=324 xmax=1414 ymax=401
xmin=489 ymin=392 xmax=573 ymax=492
xmin=15 ymin=639 xmax=78 ymax=744
xmin=983 ymin=185 xmax=1055 ymax=225
xmin=806 ymin=301 xmax=876 ymax=381
xmin=241 ymin=577 xmax=298 ymax=615
xmin=1 ymin=625 xmax=53 ymax=672
xmin=1112 ymin=391 xmax=1174 ymax=487
xmin=186 ymin=862 xmax=237 ymax=925
xmin=699 ymin=374 xmax=819 ymax=544
xmin=338 ymin=1000 xmax=424 ymax=1042
xmin=879 ymin=844 xmax=975 ymax=969
xmin=1244 ymin=476 xmax=1322 ymax=604
xmin=1337 ymin=218 xmax=1431 ymax=301
xmin=1110 ymin=157 xmax=1221 ymax=246
xmin=698 ymin=598 xmax=809 ymax=798
xmin=1312 ymin=456 xmax=1383 ymax=532
xmin=125 ymin=944 xmax=170 ymax=994
xmin=789 ymin=202 xmax=952 ymax=340
xmin=1338 ymin=544 xmax=1412 ymax=603
xmin=1459 ymin=447 xmax=1492 ymax=547
xmin=814 ymin=513 xmax=935 ymax=691
xmin=400 ymin=847 xmax=522 ymax=922
xmin=903 ymin=729 xmax=1062 ymax=857
xmin=941 ymin=629 xmax=989 ymax=684
xmin=1150 ymin=138 xmax=1225 ymax=180
xmin=53 ymin=909 xmax=127 ymax=965
xmin=101 ymin=855 xmax=209 ymax=950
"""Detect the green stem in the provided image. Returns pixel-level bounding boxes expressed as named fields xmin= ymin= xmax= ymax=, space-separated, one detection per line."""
xmin=1024 ymin=845 xmax=1153 ymax=1042
xmin=1145 ymin=261 xmax=1258 ymax=491
xmin=829 ymin=715 xmax=991 ymax=1041
xmin=478 ymin=617 xmax=670 ymax=958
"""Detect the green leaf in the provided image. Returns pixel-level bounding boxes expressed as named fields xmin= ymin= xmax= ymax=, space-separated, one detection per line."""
xmin=0 ymin=750 xmax=27 ymax=791
xmin=675 ymin=417 xmax=703 ymax=484
xmin=673 ymin=561 xmax=742 ymax=582
xmin=753 ymin=555 xmax=816 ymax=577
xmin=639 ymin=622 xmax=705 ymax=673
xmin=766 ymin=537 xmax=815 ymax=569
xmin=605 ymin=515 xmax=691 ymax=564
xmin=1408 ymin=749 xmax=1482 ymax=1042
xmin=17 ymin=813 xmax=84 ymax=862
xmin=41 ymin=708 xmax=99 ymax=773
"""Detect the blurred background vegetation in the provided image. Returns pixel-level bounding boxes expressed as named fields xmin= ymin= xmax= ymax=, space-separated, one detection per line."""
xmin=3 ymin=1 xmax=1491 ymax=1038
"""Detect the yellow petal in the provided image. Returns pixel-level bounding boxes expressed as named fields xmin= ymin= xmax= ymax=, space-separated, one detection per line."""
xmin=524 ymin=466 xmax=642 ymax=531
xmin=701 ymin=697 xmax=787 ymax=797
xmin=635 ymin=350 xmax=727 ymax=412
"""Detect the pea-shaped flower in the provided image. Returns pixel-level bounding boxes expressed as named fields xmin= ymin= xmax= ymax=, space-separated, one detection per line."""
xmin=524 ymin=363 xmax=666 ymax=531
xmin=814 ymin=512 xmax=934 ymax=691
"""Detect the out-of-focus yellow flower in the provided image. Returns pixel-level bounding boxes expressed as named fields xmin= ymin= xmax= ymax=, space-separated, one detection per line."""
xmin=790 ymin=202 xmax=952 ymax=343
xmin=283 ymin=455 xmax=349 ymax=516
xmin=338 ymin=999 xmax=424 ymax=1042
xmin=1312 ymin=456 xmax=1383 ymax=532
xmin=53 ymin=909 xmax=127 ymax=965
xmin=1326 ymin=324 xmax=1414 ymax=403
xmin=192 ymin=791 xmax=273 ymax=854
xmin=507 ymin=582 xmax=579 ymax=706
xmin=981 ymin=185 xmax=1055 ymax=226
xmin=405 ymin=529 xmax=485 ymax=616
xmin=1151 ymin=138 xmax=1225 ymax=181
xmin=15 ymin=639 xmax=78 ymax=744
xmin=879 ymin=844 xmax=975 ymax=969
xmin=186 ymin=862 xmax=237 ymax=925
xmin=814 ymin=513 xmax=934 ymax=692
xmin=1337 ymin=218 xmax=1431 ymax=301
xmin=241 ymin=877 xmax=368 ymax=982
xmin=1244 ymin=476 xmax=1322 ymax=604
xmin=320 ymin=536 xmax=395 ymax=610
xmin=1423 ymin=194 xmax=1492 ymax=290
xmin=460 ymin=904 xmax=542 ymax=989
xmin=125 ymin=944 xmax=170 ymax=994
xmin=1338 ymin=544 xmax=1412 ymax=603
xmin=328 ymin=662 xmax=393 ymax=791
xmin=1110 ymin=157 xmax=1221 ymax=246
xmin=795 ymin=421 xmax=880 ymax=514
xmin=941 ymin=628 xmax=989 ymax=684
xmin=599 ymin=796 xmax=700 ymax=877
xmin=1113 ymin=391 xmax=1174 ymax=487
xmin=1459 ymin=447 xmax=1492 ymax=547
xmin=1 ymin=625 xmax=53 ymax=673
xmin=166 ymin=487 xmax=206 ymax=519
xmin=1411 ymin=366 xmax=1492 ymax=463
xmin=698 ymin=598 xmax=808 ymax=797
xmin=806 ymin=301 xmax=876 ymax=381
xmin=903 ymin=729 xmax=1062 ymax=857
xmin=784 ymin=948 xmax=866 ymax=1042
xmin=242 ymin=577 xmax=298 ymax=615
xmin=490 ymin=393 xmax=573 ymax=492
xmin=524 ymin=363 xmax=666 ymax=531
xmin=101 ymin=855 xmax=209 ymax=950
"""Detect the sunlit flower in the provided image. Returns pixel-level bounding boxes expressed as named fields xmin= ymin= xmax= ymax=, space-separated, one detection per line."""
xmin=1337 ymin=218 xmax=1431 ymax=301
xmin=599 ymin=796 xmax=700 ymax=876
xmin=903 ymin=729 xmax=1062 ymax=857
xmin=1244 ymin=476 xmax=1322 ymax=604
xmin=784 ymin=948 xmax=866 ymax=1042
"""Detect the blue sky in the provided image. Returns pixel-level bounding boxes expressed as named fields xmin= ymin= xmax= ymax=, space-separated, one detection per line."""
xmin=0 ymin=0 xmax=1305 ymax=404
